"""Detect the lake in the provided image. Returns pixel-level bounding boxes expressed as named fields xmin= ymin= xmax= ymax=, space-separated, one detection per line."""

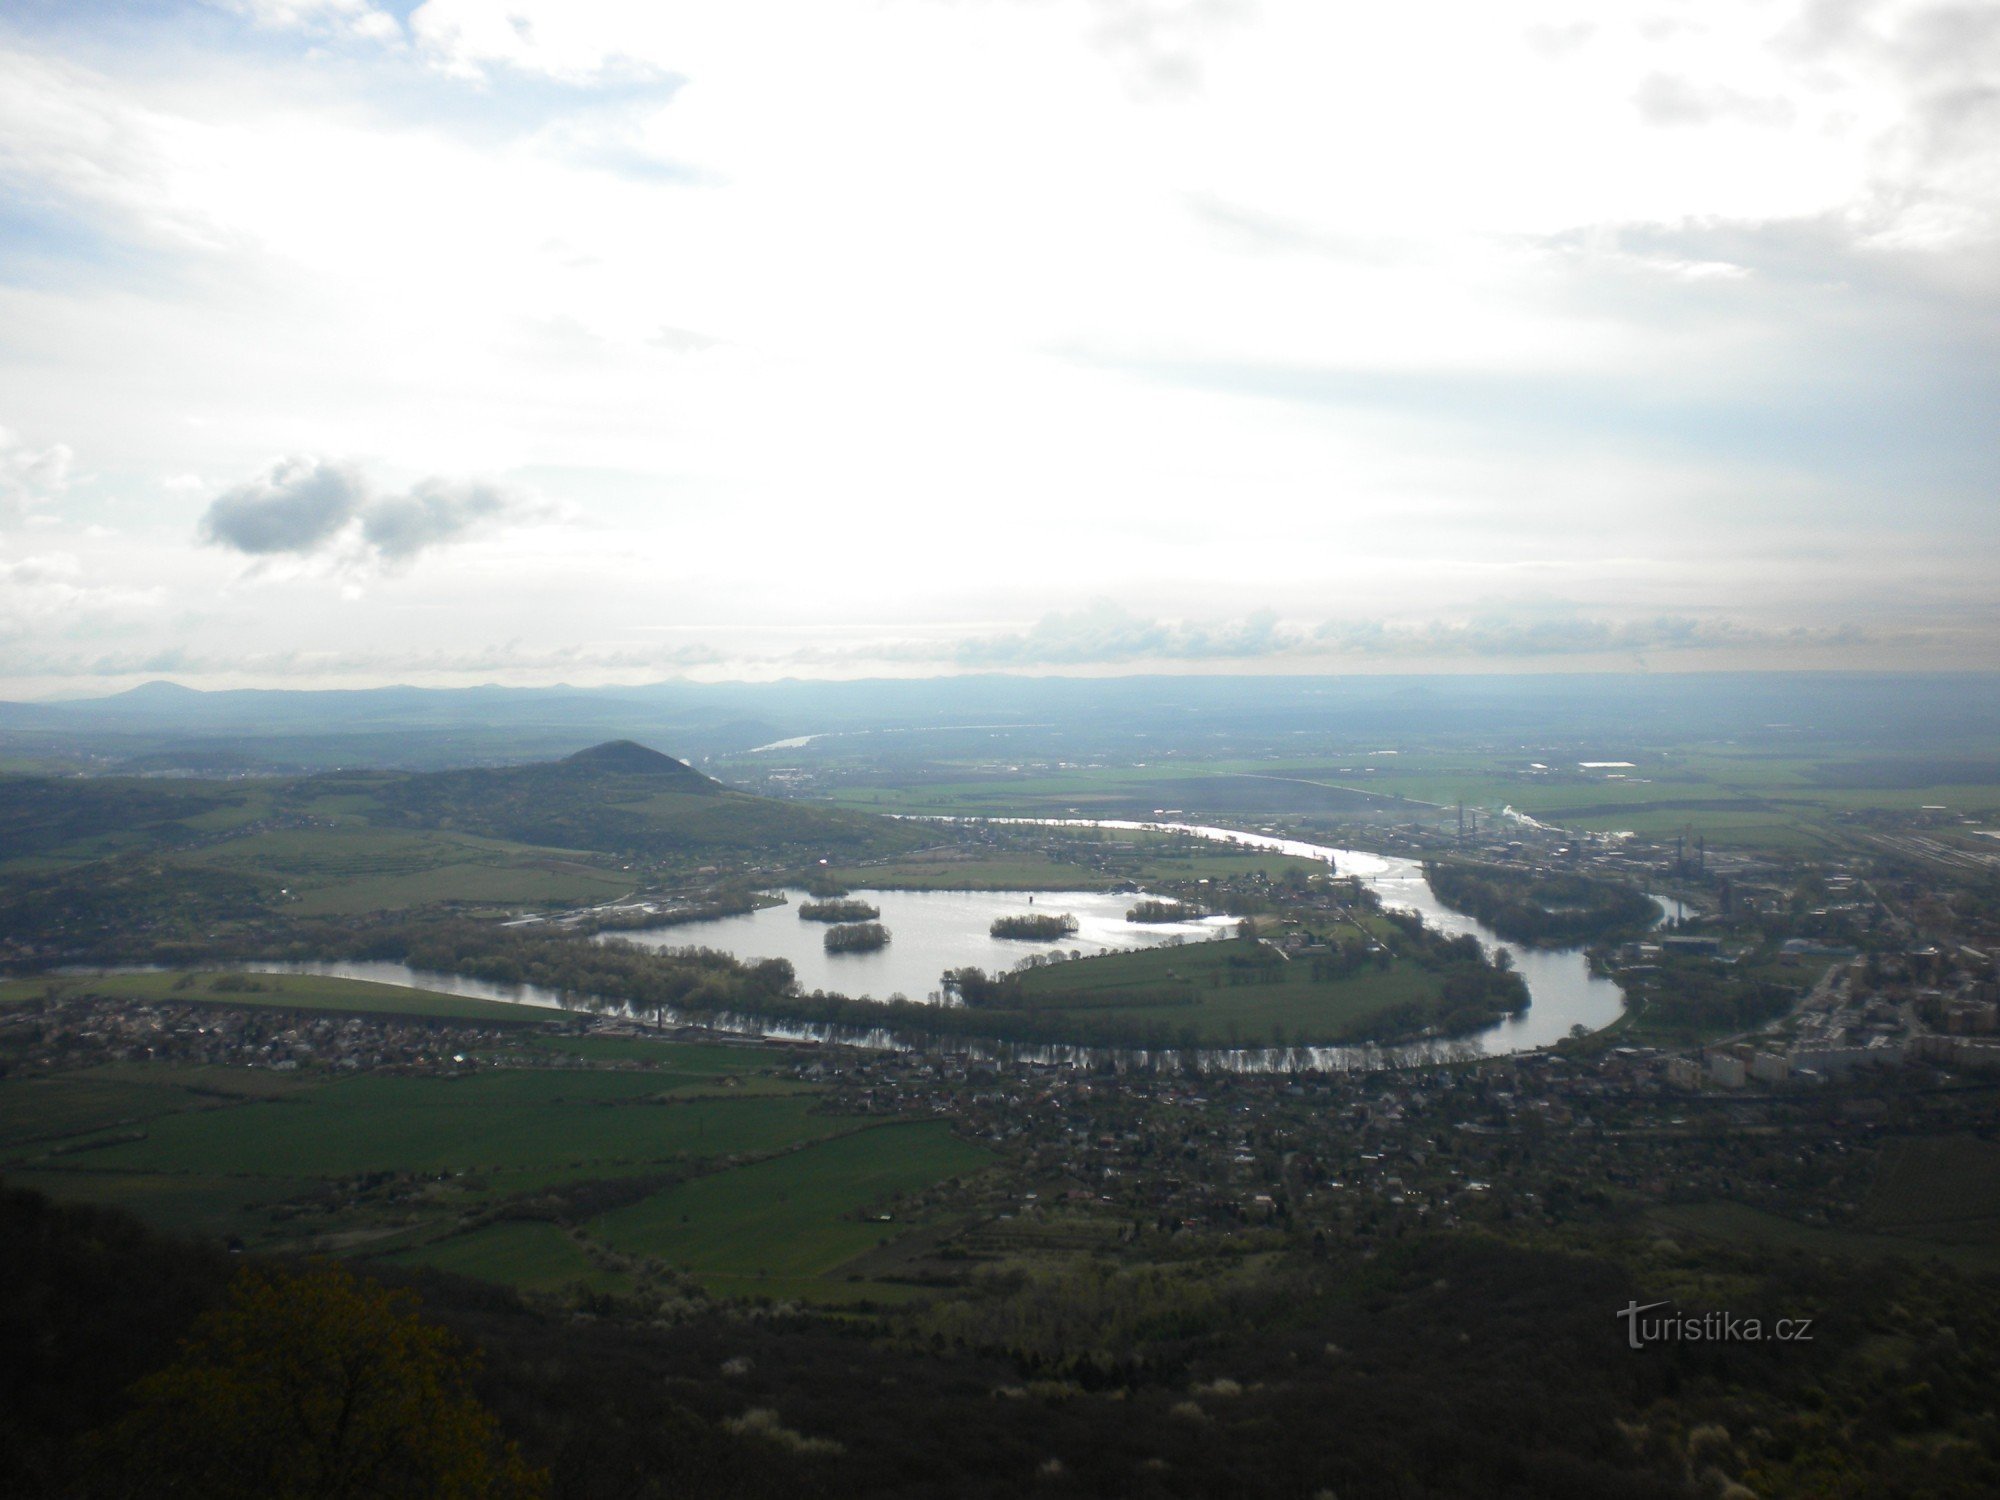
xmin=613 ymin=887 xmax=1236 ymax=1003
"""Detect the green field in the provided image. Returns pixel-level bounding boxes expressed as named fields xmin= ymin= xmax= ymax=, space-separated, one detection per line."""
xmin=0 ymin=1033 xmax=867 ymax=1265
xmin=1008 ymin=936 xmax=1441 ymax=1047
xmin=72 ymin=1075 xmax=850 ymax=1179
xmin=807 ymin=745 xmax=2000 ymax=856
xmin=386 ymin=1220 xmax=624 ymax=1293
xmin=592 ymin=1121 xmax=990 ymax=1291
xmin=823 ymin=852 xmax=1116 ymax=891
xmin=0 ymin=970 xmax=558 ymax=1024
xmin=0 ymin=1072 xmax=230 ymax=1148
xmin=827 ymin=832 xmax=1327 ymax=892
xmin=0 ymin=1046 xmax=991 ymax=1303
xmin=178 ymin=825 xmax=637 ymax=915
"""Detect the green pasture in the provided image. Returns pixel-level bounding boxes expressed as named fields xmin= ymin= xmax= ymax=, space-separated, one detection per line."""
xmin=824 ymin=853 xmax=1113 ymax=891
xmin=1010 ymin=938 xmax=1439 ymax=1046
xmin=179 ymin=825 xmax=633 ymax=914
xmin=830 ymin=828 xmax=1327 ymax=892
xmin=0 ymin=1071 xmax=227 ymax=1149
xmin=0 ymin=970 xmax=557 ymax=1024
xmin=592 ymin=1121 xmax=989 ymax=1290
xmin=524 ymin=1034 xmax=793 ymax=1073
xmin=76 ymin=1078 xmax=854 ymax=1179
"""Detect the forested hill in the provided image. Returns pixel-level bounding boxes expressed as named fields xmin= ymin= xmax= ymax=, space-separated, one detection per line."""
xmin=364 ymin=740 xmax=911 ymax=858
xmin=559 ymin=739 xmax=718 ymax=783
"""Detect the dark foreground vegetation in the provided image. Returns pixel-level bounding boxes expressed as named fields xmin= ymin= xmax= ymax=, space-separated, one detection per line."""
xmin=8 ymin=1173 xmax=1998 ymax=1499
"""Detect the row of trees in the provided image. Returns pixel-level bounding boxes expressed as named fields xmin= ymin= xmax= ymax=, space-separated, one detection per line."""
xmin=1125 ymin=900 xmax=1203 ymax=924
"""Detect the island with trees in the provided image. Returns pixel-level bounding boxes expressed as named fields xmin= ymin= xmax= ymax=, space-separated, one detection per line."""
xmin=1126 ymin=899 xmax=1204 ymax=923
xmin=798 ymin=898 xmax=881 ymax=923
xmin=990 ymin=913 xmax=1080 ymax=941
xmin=823 ymin=921 xmax=890 ymax=954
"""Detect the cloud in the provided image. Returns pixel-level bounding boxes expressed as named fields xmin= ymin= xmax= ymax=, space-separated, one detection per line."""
xmin=407 ymin=0 xmax=671 ymax=85
xmin=932 ymin=602 xmax=1885 ymax=669
xmin=951 ymin=601 xmax=1285 ymax=667
xmin=198 ymin=458 xmax=525 ymax=566
xmin=0 ymin=427 xmax=74 ymax=524
xmin=1307 ymin=614 xmax=1877 ymax=659
xmin=360 ymin=477 xmax=512 ymax=561
xmin=209 ymin=0 xmax=401 ymax=43
xmin=1634 ymin=73 xmax=1795 ymax=129
xmin=1085 ymin=0 xmax=1252 ymax=96
xmin=0 ymin=551 xmax=167 ymax=646
xmin=198 ymin=457 xmax=365 ymax=555
xmin=651 ymin=325 xmax=720 ymax=353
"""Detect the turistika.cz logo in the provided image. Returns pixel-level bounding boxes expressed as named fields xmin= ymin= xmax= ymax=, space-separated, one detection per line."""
xmin=1617 ymin=1300 xmax=1814 ymax=1350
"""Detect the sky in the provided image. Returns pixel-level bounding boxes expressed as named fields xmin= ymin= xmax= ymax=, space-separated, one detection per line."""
xmin=0 ymin=0 xmax=1995 ymax=695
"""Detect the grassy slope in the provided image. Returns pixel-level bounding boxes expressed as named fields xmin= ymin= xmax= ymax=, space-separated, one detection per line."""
xmin=0 ymin=748 xmax=926 ymax=924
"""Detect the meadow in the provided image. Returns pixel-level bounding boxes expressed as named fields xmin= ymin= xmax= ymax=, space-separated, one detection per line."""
xmin=0 ymin=969 xmax=554 ymax=1023
xmin=589 ymin=1121 xmax=991 ymax=1296
xmin=1007 ymin=935 xmax=1442 ymax=1047
xmin=0 ymin=974 xmax=993 ymax=1303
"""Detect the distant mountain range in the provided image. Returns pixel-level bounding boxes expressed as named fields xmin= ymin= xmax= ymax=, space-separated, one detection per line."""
xmin=4 ymin=673 xmax=1998 ymax=775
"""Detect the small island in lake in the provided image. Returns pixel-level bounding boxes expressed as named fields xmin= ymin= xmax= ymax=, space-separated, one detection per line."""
xmin=824 ymin=921 xmax=890 ymax=953
xmin=991 ymin=913 xmax=1080 ymax=940
xmin=798 ymin=898 xmax=881 ymax=923
xmin=1126 ymin=899 xmax=1204 ymax=923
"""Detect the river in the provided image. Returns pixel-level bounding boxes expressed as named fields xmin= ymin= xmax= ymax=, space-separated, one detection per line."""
xmin=250 ymin=818 xmax=1642 ymax=1074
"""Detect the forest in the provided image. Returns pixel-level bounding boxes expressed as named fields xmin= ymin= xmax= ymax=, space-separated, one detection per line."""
xmin=1425 ymin=861 xmax=1661 ymax=946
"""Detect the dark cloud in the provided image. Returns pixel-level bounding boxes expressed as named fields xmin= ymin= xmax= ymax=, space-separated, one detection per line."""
xmin=198 ymin=457 xmax=365 ymax=555
xmin=199 ymin=458 xmax=523 ymax=564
